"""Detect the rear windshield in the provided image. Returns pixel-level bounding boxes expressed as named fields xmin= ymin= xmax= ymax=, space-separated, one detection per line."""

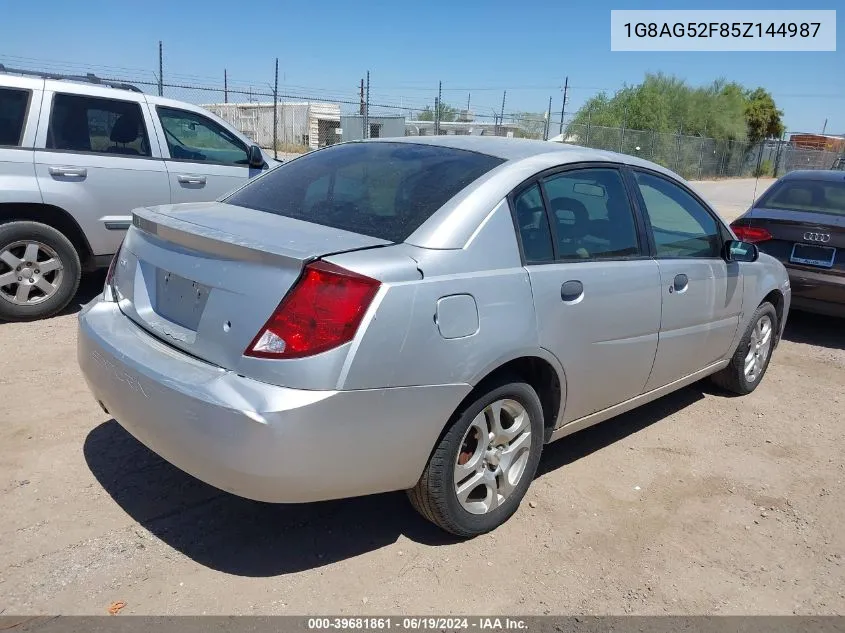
xmin=759 ymin=178 xmax=845 ymax=217
xmin=224 ymin=142 xmax=505 ymax=242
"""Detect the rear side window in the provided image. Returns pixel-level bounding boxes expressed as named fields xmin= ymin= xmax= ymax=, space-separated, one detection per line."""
xmin=225 ymin=142 xmax=505 ymax=242
xmin=48 ymin=93 xmax=151 ymax=157
xmin=0 ymin=87 xmax=30 ymax=147
xmin=760 ymin=179 xmax=845 ymax=217
xmin=542 ymin=167 xmax=641 ymax=260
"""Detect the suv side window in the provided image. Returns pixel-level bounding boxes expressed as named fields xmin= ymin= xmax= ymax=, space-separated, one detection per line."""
xmin=157 ymin=107 xmax=249 ymax=166
xmin=633 ymin=170 xmax=722 ymax=258
xmin=0 ymin=88 xmax=30 ymax=147
xmin=512 ymin=183 xmax=554 ymax=263
xmin=47 ymin=93 xmax=151 ymax=156
xmin=542 ymin=167 xmax=641 ymax=260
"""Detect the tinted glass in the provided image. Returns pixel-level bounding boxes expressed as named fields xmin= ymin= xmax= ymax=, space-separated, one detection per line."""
xmin=48 ymin=94 xmax=150 ymax=156
xmin=513 ymin=184 xmax=553 ymax=263
xmin=226 ymin=142 xmax=505 ymax=242
xmin=634 ymin=171 xmax=721 ymax=258
xmin=157 ymin=107 xmax=248 ymax=165
xmin=0 ymin=88 xmax=29 ymax=146
xmin=759 ymin=179 xmax=845 ymax=217
xmin=543 ymin=168 xmax=640 ymax=259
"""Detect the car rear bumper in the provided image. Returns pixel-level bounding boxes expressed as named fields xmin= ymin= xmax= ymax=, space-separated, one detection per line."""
xmin=785 ymin=265 xmax=845 ymax=317
xmin=77 ymin=298 xmax=471 ymax=503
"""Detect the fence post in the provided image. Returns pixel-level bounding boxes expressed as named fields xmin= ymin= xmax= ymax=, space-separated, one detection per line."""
xmin=697 ymin=126 xmax=706 ymax=180
xmin=499 ymin=90 xmax=507 ymax=137
xmin=650 ymin=130 xmax=656 ymax=162
xmin=619 ymin=106 xmax=627 ymax=152
xmin=273 ymin=58 xmax=278 ymax=160
xmin=544 ymin=95 xmax=552 ymax=140
xmin=224 ymin=69 xmax=228 ymax=104
xmin=754 ymin=141 xmax=765 ymax=177
xmin=158 ymin=41 xmax=163 ymax=97
xmin=675 ymin=127 xmax=683 ymax=173
xmin=585 ymin=109 xmax=591 ymax=146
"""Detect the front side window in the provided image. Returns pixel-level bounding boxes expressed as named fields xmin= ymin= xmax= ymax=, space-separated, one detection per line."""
xmin=513 ymin=184 xmax=553 ymax=263
xmin=225 ymin=142 xmax=504 ymax=243
xmin=48 ymin=93 xmax=150 ymax=156
xmin=634 ymin=171 xmax=722 ymax=258
xmin=0 ymin=88 xmax=29 ymax=147
xmin=157 ymin=107 xmax=248 ymax=165
xmin=542 ymin=167 xmax=641 ymax=260
xmin=758 ymin=179 xmax=845 ymax=217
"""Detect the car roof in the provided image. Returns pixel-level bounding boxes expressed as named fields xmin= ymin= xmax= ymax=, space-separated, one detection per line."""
xmin=779 ymin=169 xmax=845 ymax=183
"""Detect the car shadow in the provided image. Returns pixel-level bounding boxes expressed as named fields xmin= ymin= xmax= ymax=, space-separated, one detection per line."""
xmin=59 ymin=270 xmax=107 ymax=317
xmin=84 ymin=384 xmax=706 ymax=577
xmin=781 ymin=310 xmax=844 ymax=351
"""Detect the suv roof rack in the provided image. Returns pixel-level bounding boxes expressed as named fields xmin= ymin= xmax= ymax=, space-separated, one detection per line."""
xmin=0 ymin=64 xmax=143 ymax=93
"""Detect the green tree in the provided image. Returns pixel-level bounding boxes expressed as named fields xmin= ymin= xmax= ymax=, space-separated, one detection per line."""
xmin=744 ymin=88 xmax=785 ymax=143
xmin=417 ymin=102 xmax=459 ymax=122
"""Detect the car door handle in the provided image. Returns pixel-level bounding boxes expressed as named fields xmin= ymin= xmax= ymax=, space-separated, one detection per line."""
xmin=669 ymin=273 xmax=689 ymax=294
xmin=48 ymin=166 xmax=87 ymax=179
xmin=560 ymin=280 xmax=584 ymax=303
xmin=176 ymin=174 xmax=207 ymax=185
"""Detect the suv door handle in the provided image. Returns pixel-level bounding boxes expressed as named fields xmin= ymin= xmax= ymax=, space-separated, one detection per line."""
xmin=561 ymin=280 xmax=584 ymax=303
xmin=177 ymin=174 xmax=207 ymax=185
xmin=48 ymin=166 xmax=87 ymax=179
xmin=669 ymin=273 xmax=689 ymax=294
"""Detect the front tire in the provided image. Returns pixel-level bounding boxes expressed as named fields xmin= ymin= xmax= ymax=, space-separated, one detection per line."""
xmin=408 ymin=376 xmax=545 ymax=537
xmin=0 ymin=221 xmax=81 ymax=322
xmin=710 ymin=301 xmax=778 ymax=395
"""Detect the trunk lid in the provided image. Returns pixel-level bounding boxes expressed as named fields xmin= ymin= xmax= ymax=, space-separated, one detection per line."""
xmin=114 ymin=202 xmax=390 ymax=372
xmin=745 ymin=207 xmax=845 ymax=272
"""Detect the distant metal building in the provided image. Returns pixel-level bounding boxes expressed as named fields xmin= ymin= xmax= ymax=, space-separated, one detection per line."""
xmin=340 ymin=115 xmax=406 ymax=142
xmin=204 ymin=102 xmax=341 ymax=150
xmin=405 ymin=120 xmax=519 ymax=137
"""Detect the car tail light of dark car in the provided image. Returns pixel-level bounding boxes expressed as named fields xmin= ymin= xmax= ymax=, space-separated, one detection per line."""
xmin=731 ymin=223 xmax=773 ymax=243
xmin=245 ymin=261 xmax=381 ymax=359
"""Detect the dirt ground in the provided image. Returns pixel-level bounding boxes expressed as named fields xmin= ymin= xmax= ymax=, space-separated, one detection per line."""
xmin=1 ymin=177 xmax=843 ymax=616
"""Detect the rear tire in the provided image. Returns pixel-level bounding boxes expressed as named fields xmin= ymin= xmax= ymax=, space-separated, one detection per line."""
xmin=0 ymin=221 xmax=81 ymax=322
xmin=408 ymin=376 xmax=544 ymax=537
xmin=710 ymin=301 xmax=778 ymax=395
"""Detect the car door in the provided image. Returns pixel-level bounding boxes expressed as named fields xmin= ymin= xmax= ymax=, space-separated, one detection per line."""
xmin=33 ymin=86 xmax=171 ymax=258
xmin=629 ymin=168 xmax=743 ymax=391
xmin=150 ymin=104 xmax=261 ymax=203
xmin=515 ymin=165 xmax=662 ymax=424
xmin=0 ymin=80 xmax=42 ymax=207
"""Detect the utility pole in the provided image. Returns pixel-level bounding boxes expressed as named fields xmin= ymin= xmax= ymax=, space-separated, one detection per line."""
xmin=822 ymin=118 xmax=828 ymax=134
xmin=466 ymin=92 xmax=471 ymax=120
xmin=498 ymin=90 xmax=507 ymax=136
xmin=224 ymin=69 xmax=228 ymax=103
xmin=364 ymin=71 xmax=370 ymax=139
xmin=158 ymin=41 xmax=163 ymax=97
xmin=437 ymin=81 xmax=443 ymax=135
xmin=559 ymin=76 xmax=569 ymax=135
xmin=273 ymin=58 xmax=279 ymax=160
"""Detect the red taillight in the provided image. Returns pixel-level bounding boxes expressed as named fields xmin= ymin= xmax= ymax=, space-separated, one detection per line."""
xmin=731 ymin=224 xmax=772 ymax=243
xmin=245 ymin=261 xmax=381 ymax=359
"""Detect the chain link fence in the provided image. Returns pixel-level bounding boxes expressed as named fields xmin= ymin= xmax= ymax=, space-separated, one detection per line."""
xmin=4 ymin=58 xmax=842 ymax=179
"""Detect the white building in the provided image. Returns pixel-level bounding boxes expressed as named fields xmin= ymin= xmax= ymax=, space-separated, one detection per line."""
xmin=203 ymin=101 xmax=341 ymax=150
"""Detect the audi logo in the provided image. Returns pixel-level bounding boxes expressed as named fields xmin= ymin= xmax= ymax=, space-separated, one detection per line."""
xmin=803 ymin=232 xmax=831 ymax=243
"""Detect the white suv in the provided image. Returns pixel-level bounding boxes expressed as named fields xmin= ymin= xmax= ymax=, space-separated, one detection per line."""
xmin=0 ymin=68 xmax=278 ymax=321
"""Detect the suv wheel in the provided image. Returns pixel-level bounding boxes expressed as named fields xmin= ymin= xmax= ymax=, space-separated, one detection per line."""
xmin=0 ymin=221 xmax=82 ymax=322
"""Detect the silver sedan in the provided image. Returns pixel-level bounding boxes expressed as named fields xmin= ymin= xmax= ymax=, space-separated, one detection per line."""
xmin=78 ymin=137 xmax=790 ymax=536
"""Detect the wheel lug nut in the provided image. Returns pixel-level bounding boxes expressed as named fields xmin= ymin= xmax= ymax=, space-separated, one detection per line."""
xmin=28 ymin=278 xmax=34 ymax=283
xmin=17 ymin=276 xmax=22 ymax=281
xmin=35 ymin=269 xmax=40 ymax=274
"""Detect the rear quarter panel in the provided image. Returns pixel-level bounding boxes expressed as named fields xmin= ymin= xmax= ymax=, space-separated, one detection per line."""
xmin=330 ymin=199 xmax=545 ymax=392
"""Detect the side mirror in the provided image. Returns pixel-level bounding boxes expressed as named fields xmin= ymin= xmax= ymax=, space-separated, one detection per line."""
xmin=248 ymin=144 xmax=265 ymax=169
xmin=724 ymin=239 xmax=759 ymax=263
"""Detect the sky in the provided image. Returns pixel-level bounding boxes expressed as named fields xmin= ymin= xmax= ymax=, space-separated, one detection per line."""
xmin=2 ymin=0 xmax=843 ymax=134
